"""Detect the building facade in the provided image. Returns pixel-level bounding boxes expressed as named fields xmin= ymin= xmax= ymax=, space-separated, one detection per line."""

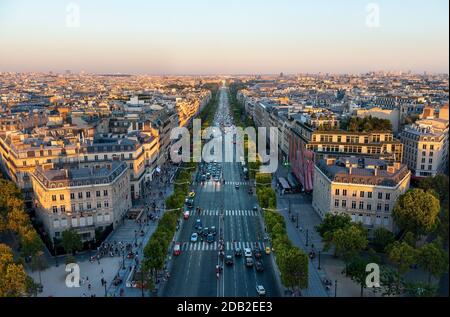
xmin=31 ymin=161 xmax=131 ymax=242
xmin=312 ymin=157 xmax=411 ymax=233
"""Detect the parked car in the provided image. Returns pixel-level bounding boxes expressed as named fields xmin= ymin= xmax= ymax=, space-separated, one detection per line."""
xmin=225 ymin=255 xmax=234 ymax=265
xmin=265 ymin=246 xmax=271 ymax=255
xmin=255 ymin=261 xmax=264 ymax=272
xmin=245 ymin=257 xmax=254 ymax=267
xmin=191 ymin=233 xmax=198 ymax=243
xmin=194 ymin=219 xmax=202 ymax=229
xmin=183 ymin=210 xmax=190 ymax=220
xmin=206 ymin=233 xmax=215 ymax=243
xmin=234 ymin=248 xmax=242 ymax=257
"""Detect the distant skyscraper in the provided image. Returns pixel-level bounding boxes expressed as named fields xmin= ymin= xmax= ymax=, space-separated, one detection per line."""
xmin=280 ymin=72 xmax=284 ymax=78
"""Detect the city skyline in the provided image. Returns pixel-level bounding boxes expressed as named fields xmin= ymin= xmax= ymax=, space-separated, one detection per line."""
xmin=0 ymin=0 xmax=448 ymax=74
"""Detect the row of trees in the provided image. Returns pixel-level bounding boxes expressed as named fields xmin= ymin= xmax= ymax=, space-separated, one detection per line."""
xmin=228 ymin=85 xmax=309 ymax=291
xmin=0 ymin=178 xmax=46 ymax=296
xmin=142 ymin=84 xmax=221 ymax=292
xmin=256 ymin=173 xmax=309 ymax=291
xmin=340 ymin=116 xmax=393 ymax=132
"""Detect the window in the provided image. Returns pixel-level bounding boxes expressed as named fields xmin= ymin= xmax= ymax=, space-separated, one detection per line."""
xmin=422 ymin=144 xmax=427 ymax=150
xmin=422 ymin=158 xmax=426 ymax=163
xmin=422 ymin=151 xmax=426 ymax=157
xmin=87 ymin=202 xmax=92 ymax=210
xmin=78 ymin=192 xmax=83 ymax=199
xmin=104 ymin=154 xmax=108 ymax=160
xmin=430 ymin=145 xmax=434 ymax=150
xmin=342 ymin=200 xmax=347 ymax=207
xmin=97 ymin=202 xmax=102 ymax=208
xmin=368 ymin=192 xmax=372 ymax=198
xmin=367 ymin=204 xmax=372 ymax=211
xmin=335 ymin=199 xmax=339 ymax=207
xmin=351 ymin=201 xmax=356 ymax=209
xmin=385 ymin=193 xmax=390 ymax=200
xmin=429 ymin=158 xmax=433 ymax=164
xmin=385 ymin=204 xmax=390 ymax=212
xmin=60 ymin=205 xmax=65 ymax=213
xmin=360 ymin=191 xmax=365 ymax=198
xmin=79 ymin=203 xmax=84 ymax=211
xmin=335 ymin=189 xmax=340 ymax=196
xmin=86 ymin=192 xmax=91 ymax=198
xmin=378 ymin=192 xmax=383 ymax=199
xmin=352 ymin=191 xmax=357 ymax=197
xmin=52 ymin=195 xmax=57 ymax=202
xmin=96 ymin=191 xmax=101 ymax=197
xmin=84 ymin=155 xmax=88 ymax=161
xmin=428 ymin=165 xmax=432 ymax=171
xmin=359 ymin=202 xmax=364 ymax=210
xmin=129 ymin=153 xmax=133 ymax=159
xmin=95 ymin=155 xmax=99 ymax=161
xmin=421 ymin=165 xmax=425 ymax=170
xmin=377 ymin=203 xmax=382 ymax=211
xmin=430 ymin=152 xmax=434 ymax=157
xmin=103 ymin=190 xmax=108 ymax=196
xmin=71 ymin=204 xmax=76 ymax=212
xmin=70 ymin=193 xmax=75 ymax=200
xmin=104 ymin=201 xmax=109 ymax=208
xmin=342 ymin=190 xmax=347 ymax=196
xmin=52 ymin=206 xmax=58 ymax=214
xmin=60 ymin=194 xmax=64 ymax=201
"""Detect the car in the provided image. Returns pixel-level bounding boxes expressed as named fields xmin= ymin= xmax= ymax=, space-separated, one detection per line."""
xmin=235 ymin=184 xmax=240 ymax=189
xmin=245 ymin=257 xmax=254 ymax=267
xmin=234 ymin=248 xmax=242 ymax=257
xmin=225 ymin=255 xmax=234 ymax=265
xmin=206 ymin=233 xmax=215 ymax=243
xmin=255 ymin=261 xmax=264 ymax=272
xmin=248 ymin=188 xmax=253 ymax=194
xmin=173 ymin=243 xmax=181 ymax=256
xmin=253 ymin=205 xmax=258 ymax=212
xmin=256 ymin=285 xmax=266 ymax=296
xmin=206 ymin=173 xmax=211 ymax=180
xmin=194 ymin=219 xmax=202 ymax=229
xmin=191 ymin=233 xmax=198 ymax=243
xmin=183 ymin=210 xmax=190 ymax=220
xmin=202 ymin=227 xmax=209 ymax=236
xmin=210 ymin=226 xmax=216 ymax=235
xmin=214 ymin=176 xmax=220 ymax=182
xmin=196 ymin=226 xmax=203 ymax=234
xmin=265 ymin=246 xmax=271 ymax=255
xmin=185 ymin=198 xmax=194 ymax=208
xmin=244 ymin=248 xmax=252 ymax=257
xmin=201 ymin=174 xmax=207 ymax=181
xmin=254 ymin=248 xmax=262 ymax=259
xmin=188 ymin=191 xmax=195 ymax=198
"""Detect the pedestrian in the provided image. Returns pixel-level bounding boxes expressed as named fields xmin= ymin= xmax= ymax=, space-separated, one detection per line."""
xmin=101 ymin=268 xmax=104 ymax=275
xmin=88 ymin=283 xmax=91 ymax=290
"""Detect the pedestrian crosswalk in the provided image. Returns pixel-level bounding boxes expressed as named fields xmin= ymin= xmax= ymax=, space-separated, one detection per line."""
xmin=199 ymin=209 xmax=258 ymax=217
xmin=224 ymin=181 xmax=252 ymax=186
xmin=180 ymin=241 xmax=267 ymax=252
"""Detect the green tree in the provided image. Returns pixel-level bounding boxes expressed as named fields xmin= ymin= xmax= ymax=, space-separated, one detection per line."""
xmin=278 ymin=247 xmax=309 ymax=290
xmin=417 ymin=174 xmax=449 ymax=206
xmin=61 ymin=229 xmax=82 ymax=255
xmin=316 ymin=213 xmax=352 ymax=239
xmin=372 ymin=227 xmax=395 ymax=253
xmin=344 ymin=256 xmax=370 ymax=297
xmin=379 ymin=265 xmax=403 ymax=296
xmin=387 ymin=241 xmax=418 ymax=289
xmin=393 ymin=189 xmax=440 ymax=237
xmin=416 ymin=241 xmax=448 ymax=286
xmin=20 ymin=228 xmax=44 ymax=258
xmin=65 ymin=255 xmax=77 ymax=265
xmin=0 ymin=243 xmax=28 ymax=297
xmin=326 ymin=224 xmax=368 ymax=265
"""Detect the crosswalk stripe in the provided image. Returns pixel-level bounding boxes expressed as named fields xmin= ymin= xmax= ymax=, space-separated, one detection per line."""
xmin=226 ymin=242 xmax=229 ymax=250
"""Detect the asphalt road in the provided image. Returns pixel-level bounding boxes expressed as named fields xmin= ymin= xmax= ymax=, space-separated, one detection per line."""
xmin=162 ymin=86 xmax=282 ymax=297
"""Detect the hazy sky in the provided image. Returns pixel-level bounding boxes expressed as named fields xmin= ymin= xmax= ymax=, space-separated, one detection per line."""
xmin=0 ymin=0 xmax=448 ymax=74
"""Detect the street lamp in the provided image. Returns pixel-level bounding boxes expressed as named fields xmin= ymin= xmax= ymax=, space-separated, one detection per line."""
xmin=318 ymin=251 xmax=321 ymax=270
xmin=334 ymin=280 xmax=337 ymax=297
xmin=288 ymin=198 xmax=291 ymax=215
xmin=296 ymin=213 xmax=299 ymax=229
xmin=305 ymin=229 xmax=309 ymax=247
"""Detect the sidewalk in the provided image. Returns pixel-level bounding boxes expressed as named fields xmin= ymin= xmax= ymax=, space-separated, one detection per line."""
xmin=27 ymin=164 xmax=178 ymax=297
